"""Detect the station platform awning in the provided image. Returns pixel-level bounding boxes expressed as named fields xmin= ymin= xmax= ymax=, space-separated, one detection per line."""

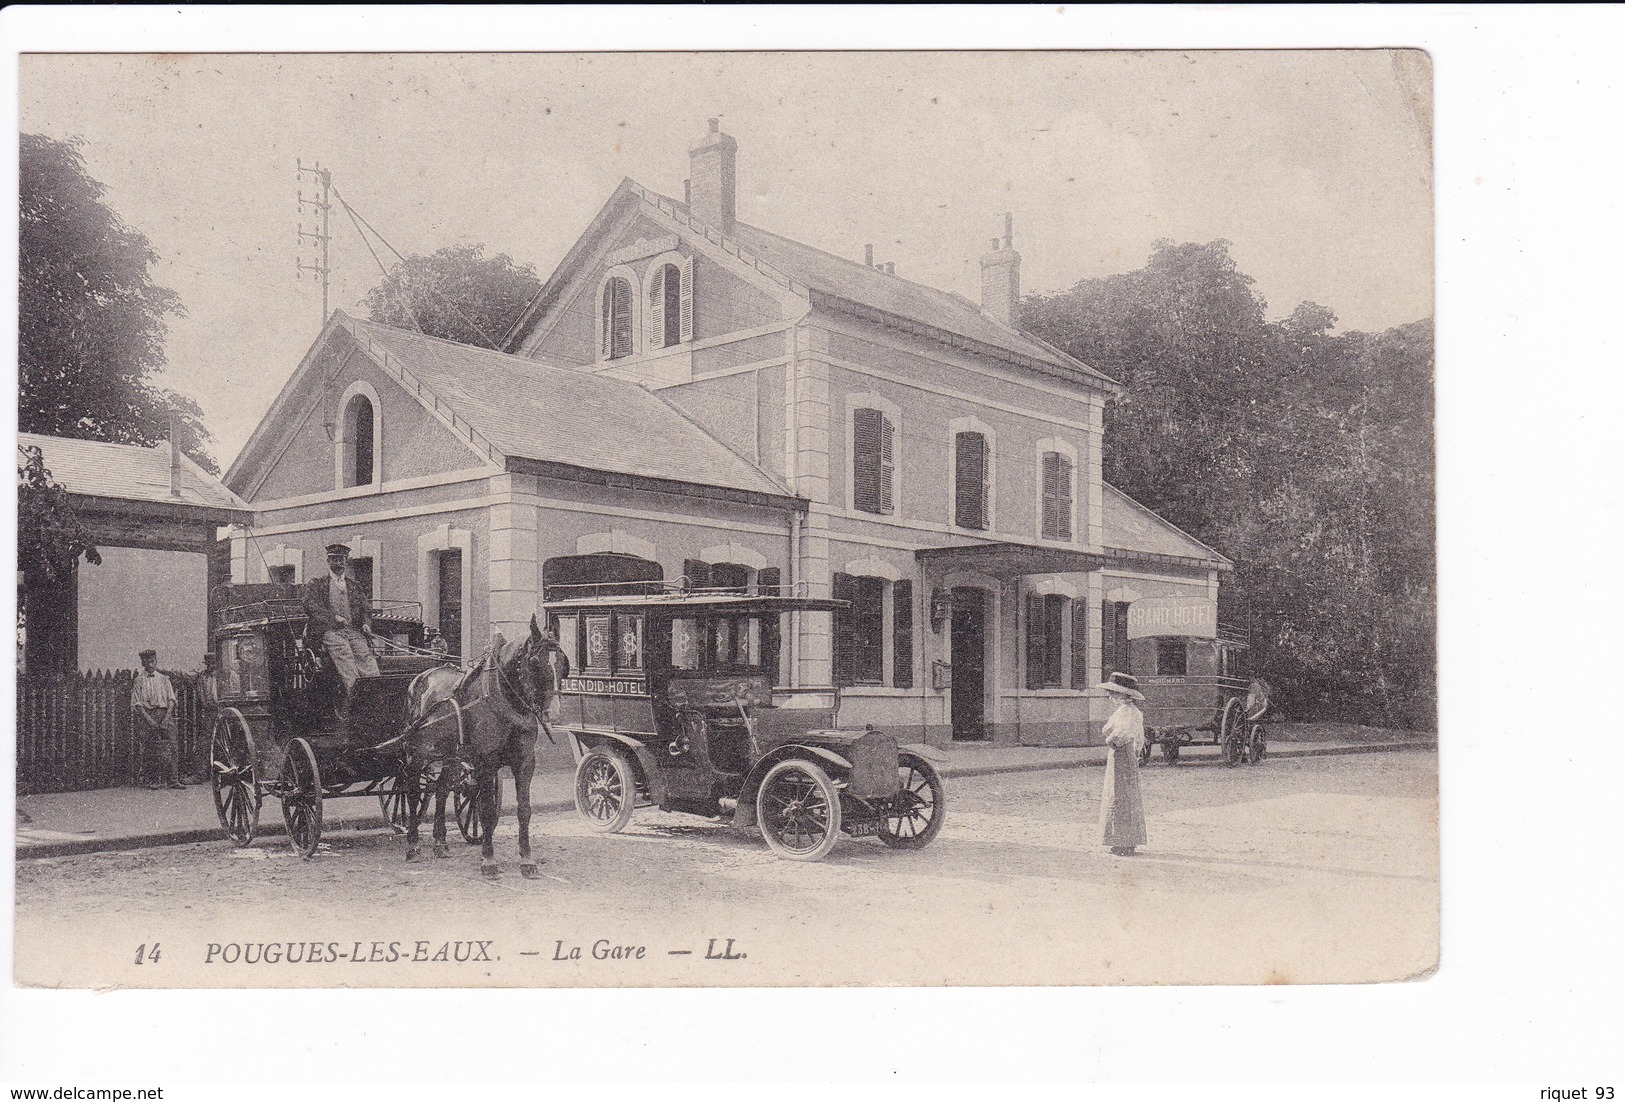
xmin=915 ymin=541 xmax=1224 ymax=578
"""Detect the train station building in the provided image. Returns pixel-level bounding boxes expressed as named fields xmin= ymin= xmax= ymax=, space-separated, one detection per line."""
xmin=224 ymin=121 xmax=1227 ymax=746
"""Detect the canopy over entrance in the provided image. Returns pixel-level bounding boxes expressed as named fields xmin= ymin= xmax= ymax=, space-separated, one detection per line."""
xmin=915 ymin=542 xmax=1106 ymax=578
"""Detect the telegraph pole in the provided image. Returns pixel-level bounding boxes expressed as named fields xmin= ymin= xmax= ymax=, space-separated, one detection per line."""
xmin=296 ymin=159 xmax=332 ymax=324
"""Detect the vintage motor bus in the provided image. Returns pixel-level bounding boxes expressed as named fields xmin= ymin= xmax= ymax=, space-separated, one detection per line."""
xmin=545 ymin=587 xmax=946 ymax=861
xmin=1124 ymin=595 xmax=1269 ymax=766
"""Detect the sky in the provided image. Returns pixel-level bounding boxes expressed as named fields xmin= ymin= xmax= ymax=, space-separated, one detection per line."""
xmin=19 ymin=50 xmax=1432 ymax=471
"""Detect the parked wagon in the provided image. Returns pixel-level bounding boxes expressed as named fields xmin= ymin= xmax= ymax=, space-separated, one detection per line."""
xmin=1120 ymin=596 xmax=1271 ymax=767
xmin=207 ymin=584 xmax=469 ymax=857
xmin=545 ymin=586 xmax=946 ymax=861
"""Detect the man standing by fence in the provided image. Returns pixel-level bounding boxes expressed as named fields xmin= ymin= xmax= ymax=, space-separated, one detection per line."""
xmin=132 ymin=648 xmax=183 ymax=790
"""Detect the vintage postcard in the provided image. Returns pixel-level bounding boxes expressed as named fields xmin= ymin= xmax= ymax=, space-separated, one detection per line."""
xmin=13 ymin=48 xmax=1436 ymax=991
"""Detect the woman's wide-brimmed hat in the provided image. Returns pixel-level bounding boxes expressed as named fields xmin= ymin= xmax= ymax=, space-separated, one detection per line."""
xmin=1095 ymin=671 xmax=1144 ymax=701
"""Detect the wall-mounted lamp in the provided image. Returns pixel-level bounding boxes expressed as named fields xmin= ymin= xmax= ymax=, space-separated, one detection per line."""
xmin=930 ymin=587 xmax=953 ymax=633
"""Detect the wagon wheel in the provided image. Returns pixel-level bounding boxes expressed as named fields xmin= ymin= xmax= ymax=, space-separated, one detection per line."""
xmin=1220 ymin=698 xmax=1246 ymax=767
xmin=757 ymin=758 xmax=843 ymax=861
xmin=878 ymin=753 xmax=946 ymax=850
xmin=1247 ymin=723 xmax=1267 ymax=765
xmin=574 ymin=747 xmax=636 ymax=834
xmin=279 ymin=737 xmax=324 ymax=858
xmin=210 ymin=707 xmax=260 ymax=847
xmin=454 ymin=762 xmax=486 ymax=844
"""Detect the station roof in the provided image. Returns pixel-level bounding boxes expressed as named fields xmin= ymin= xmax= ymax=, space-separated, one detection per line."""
xmin=341 ymin=316 xmax=798 ymax=508
xmin=19 ymin=432 xmax=248 ymax=517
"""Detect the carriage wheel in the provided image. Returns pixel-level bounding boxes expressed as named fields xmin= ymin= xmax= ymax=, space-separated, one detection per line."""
xmin=574 ymin=748 xmax=636 ymax=834
xmin=1247 ymin=724 xmax=1267 ymax=765
xmin=279 ymin=738 xmax=324 ymax=858
xmin=878 ymin=753 xmax=946 ymax=850
xmin=757 ymin=759 xmax=842 ymax=862
xmin=210 ymin=708 xmax=260 ymax=847
xmin=454 ymin=762 xmax=487 ymax=844
xmin=1220 ymin=699 xmax=1246 ymax=767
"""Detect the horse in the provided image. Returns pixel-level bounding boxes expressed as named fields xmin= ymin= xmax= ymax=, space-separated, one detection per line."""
xmin=401 ymin=615 xmax=569 ymax=878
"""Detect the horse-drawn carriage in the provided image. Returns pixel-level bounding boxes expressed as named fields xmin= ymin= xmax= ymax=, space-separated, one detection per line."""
xmin=545 ymin=586 xmax=946 ymax=861
xmin=1121 ymin=596 xmax=1271 ymax=767
xmin=207 ymin=584 xmax=456 ymax=856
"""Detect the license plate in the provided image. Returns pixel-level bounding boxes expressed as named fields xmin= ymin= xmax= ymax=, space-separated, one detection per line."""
xmin=846 ymin=820 xmax=879 ymax=838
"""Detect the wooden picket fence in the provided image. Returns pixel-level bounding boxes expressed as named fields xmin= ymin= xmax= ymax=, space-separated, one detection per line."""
xmin=16 ymin=670 xmax=214 ymax=794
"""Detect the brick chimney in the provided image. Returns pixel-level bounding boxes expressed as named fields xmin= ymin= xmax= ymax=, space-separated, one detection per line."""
xmin=688 ymin=118 xmax=737 ymax=234
xmin=980 ymin=213 xmax=1021 ymax=327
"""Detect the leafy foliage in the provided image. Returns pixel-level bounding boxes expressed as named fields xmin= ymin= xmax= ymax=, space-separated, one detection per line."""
xmin=362 ymin=243 xmax=541 ymax=348
xmin=17 ymin=445 xmax=101 ymax=584
xmin=19 ymin=134 xmax=216 ymax=472
xmin=1024 ymin=241 xmax=1435 ymax=728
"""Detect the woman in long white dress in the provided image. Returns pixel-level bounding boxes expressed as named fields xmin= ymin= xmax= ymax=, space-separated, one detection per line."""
xmin=1097 ymin=672 xmax=1147 ymax=856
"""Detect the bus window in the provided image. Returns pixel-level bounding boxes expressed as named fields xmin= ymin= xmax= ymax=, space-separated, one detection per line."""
xmin=222 ymin=635 xmax=268 ymax=696
xmin=584 ymin=615 xmax=613 ymax=672
xmin=1156 ymin=638 xmax=1188 ymax=676
xmin=616 ymin=615 xmax=644 ymax=671
xmin=671 ymin=618 xmax=701 ymax=670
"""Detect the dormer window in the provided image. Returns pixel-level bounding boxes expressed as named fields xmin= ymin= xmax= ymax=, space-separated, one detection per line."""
xmin=601 ymin=276 xmax=634 ymax=360
xmin=647 ymin=256 xmax=694 ymax=351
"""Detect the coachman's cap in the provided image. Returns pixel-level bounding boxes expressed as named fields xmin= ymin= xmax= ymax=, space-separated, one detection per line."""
xmin=1096 ymin=671 xmax=1145 ymax=700
xmin=325 ymin=543 xmax=351 ymax=557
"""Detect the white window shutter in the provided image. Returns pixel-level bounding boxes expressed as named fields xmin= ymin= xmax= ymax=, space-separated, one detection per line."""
xmin=648 ymin=266 xmax=667 ymax=350
xmin=679 ymin=257 xmax=694 ymax=342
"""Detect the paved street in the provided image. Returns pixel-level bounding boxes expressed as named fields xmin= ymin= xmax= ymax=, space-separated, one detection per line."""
xmin=14 ymin=749 xmax=1438 ymax=989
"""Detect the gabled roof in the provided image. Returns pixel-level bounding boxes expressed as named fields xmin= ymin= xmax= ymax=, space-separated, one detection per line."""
xmin=504 ymin=179 xmax=1118 ymax=392
xmin=341 ymin=316 xmax=794 ymax=504
xmin=19 ymin=432 xmax=248 ymax=516
xmin=1102 ymin=483 xmax=1232 ymax=568
xmin=727 ymin=220 xmax=1119 ymax=390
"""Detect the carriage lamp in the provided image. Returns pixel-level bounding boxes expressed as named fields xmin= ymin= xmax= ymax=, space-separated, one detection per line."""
xmin=929 ymin=588 xmax=953 ymax=632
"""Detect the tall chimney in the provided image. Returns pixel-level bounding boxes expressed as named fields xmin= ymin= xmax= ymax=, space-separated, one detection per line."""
xmin=688 ymin=118 xmax=737 ymax=233
xmin=864 ymin=243 xmax=874 ymax=267
xmin=980 ymin=212 xmax=1021 ymax=327
xmin=167 ymin=414 xmax=183 ymax=498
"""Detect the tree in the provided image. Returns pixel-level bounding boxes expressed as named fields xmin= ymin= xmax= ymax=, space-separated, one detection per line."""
xmin=361 ymin=243 xmax=542 ymax=348
xmin=17 ymin=445 xmax=101 ymax=585
xmin=1023 ymin=243 xmax=1436 ymax=729
xmin=19 ymin=134 xmax=215 ymax=472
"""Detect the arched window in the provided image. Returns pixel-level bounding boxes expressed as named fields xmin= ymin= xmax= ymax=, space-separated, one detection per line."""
xmin=644 ymin=255 xmax=694 ymax=351
xmin=335 ymin=382 xmax=382 ymax=491
xmin=347 ymin=395 xmax=374 ymax=487
xmin=649 ymin=263 xmax=681 ymax=349
xmin=601 ymin=276 xmax=634 ymax=359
